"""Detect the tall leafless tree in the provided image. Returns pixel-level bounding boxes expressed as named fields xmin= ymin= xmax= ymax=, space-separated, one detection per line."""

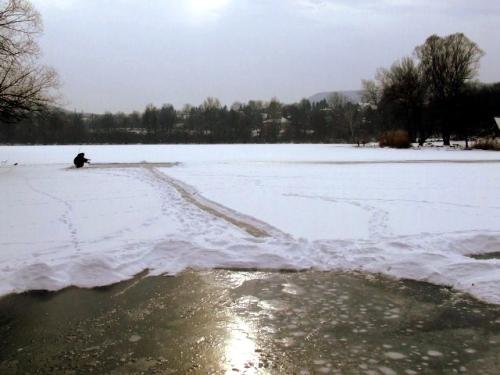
xmin=378 ymin=57 xmax=426 ymax=143
xmin=0 ymin=0 xmax=57 ymax=121
xmin=415 ymin=33 xmax=484 ymax=145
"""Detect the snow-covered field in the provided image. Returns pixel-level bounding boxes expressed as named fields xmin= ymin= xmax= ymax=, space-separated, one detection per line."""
xmin=1 ymin=144 xmax=500 ymax=303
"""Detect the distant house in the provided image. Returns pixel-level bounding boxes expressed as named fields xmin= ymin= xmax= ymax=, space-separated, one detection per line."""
xmin=263 ymin=117 xmax=290 ymax=136
xmin=81 ymin=113 xmax=94 ymax=122
xmin=360 ymin=102 xmax=378 ymax=110
xmin=126 ymin=128 xmax=147 ymax=135
xmin=309 ymin=90 xmax=363 ymax=104
xmin=262 ymin=117 xmax=290 ymax=127
xmin=113 ymin=128 xmax=147 ymax=135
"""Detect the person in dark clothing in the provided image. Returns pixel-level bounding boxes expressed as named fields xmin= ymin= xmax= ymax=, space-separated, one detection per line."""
xmin=73 ymin=153 xmax=90 ymax=168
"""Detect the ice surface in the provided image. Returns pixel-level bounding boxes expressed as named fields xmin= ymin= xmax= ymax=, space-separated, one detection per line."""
xmin=1 ymin=145 xmax=499 ymax=303
xmin=2 ymin=143 xmax=500 ymax=165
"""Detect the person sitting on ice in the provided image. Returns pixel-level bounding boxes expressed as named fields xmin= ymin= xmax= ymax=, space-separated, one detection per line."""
xmin=73 ymin=153 xmax=90 ymax=168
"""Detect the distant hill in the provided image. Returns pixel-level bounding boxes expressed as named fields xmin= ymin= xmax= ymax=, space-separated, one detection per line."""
xmin=308 ymin=90 xmax=363 ymax=104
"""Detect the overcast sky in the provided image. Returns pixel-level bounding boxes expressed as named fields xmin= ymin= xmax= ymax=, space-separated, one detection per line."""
xmin=31 ymin=0 xmax=500 ymax=113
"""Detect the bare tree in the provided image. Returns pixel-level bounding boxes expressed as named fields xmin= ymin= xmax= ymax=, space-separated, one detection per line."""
xmin=415 ymin=33 xmax=484 ymax=145
xmin=328 ymin=93 xmax=360 ymax=142
xmin=361 ymin=79 xmax=381 ymax=108
xmin=267 ymin=97 xmax=282 ymax=120
xmin=0 ymin=0 xmax=58 ymax=121
xmin=378 ymin=57 xmax=426 ymax=143
xmin=416 ymin=33 xmax=483 ymax=101
xmin=201 ymin=97 xmax=221 ymax=111
xmin=327 ymin=92 xmax=348 ymax=110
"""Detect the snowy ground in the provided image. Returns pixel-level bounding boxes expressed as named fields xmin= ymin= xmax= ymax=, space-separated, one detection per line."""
xmin=1 ymin=144 xmax=499 ymax=303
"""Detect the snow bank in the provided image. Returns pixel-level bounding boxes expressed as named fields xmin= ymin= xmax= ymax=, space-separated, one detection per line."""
xmin=1 ymin=145 xmax=499 ymax=304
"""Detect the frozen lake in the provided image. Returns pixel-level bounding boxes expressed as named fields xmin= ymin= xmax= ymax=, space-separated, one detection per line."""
xmin=1 ymin=144 xmax=500 ymax=303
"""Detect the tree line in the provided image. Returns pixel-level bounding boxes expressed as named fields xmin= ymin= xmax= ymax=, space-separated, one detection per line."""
xmin=2 ymin=81 xmax=498 ymax=145
xmin=362 ymin=33 xmax=500 ymax=147
xmin=0 ymin=96 xmax=373 ymax=144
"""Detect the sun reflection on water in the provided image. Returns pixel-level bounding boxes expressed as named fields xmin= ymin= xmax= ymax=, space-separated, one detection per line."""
xmin=223 ymin=272 xmax=264 ymax=288
xmin=224 ymin=316 xmax=261 ymax=374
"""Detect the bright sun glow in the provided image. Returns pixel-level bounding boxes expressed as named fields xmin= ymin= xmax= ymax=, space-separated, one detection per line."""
xmin=189 ymin=0 xmax=231 ymax=17
xmin=225 ymin=317 xmax=258 ymax=373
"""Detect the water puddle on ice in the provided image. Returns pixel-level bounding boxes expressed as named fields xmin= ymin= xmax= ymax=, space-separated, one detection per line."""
xmin=0 ymin=270 xmax=499 ymax=374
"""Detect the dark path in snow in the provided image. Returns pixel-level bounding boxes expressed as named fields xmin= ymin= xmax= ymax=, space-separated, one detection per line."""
xmin=87 ymin=162 xmax=179 ymax=169
xmin=85 ymin=162 xmax=275 ymax=238
xmin=146 ymin=166 xmax=273 ymax=238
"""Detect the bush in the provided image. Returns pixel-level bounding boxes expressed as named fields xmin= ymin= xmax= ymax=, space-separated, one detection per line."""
xmin=379 ymin=130 xmax=411 ymax=148
xmin=473 ymin=138 xmax=500 ymax=151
